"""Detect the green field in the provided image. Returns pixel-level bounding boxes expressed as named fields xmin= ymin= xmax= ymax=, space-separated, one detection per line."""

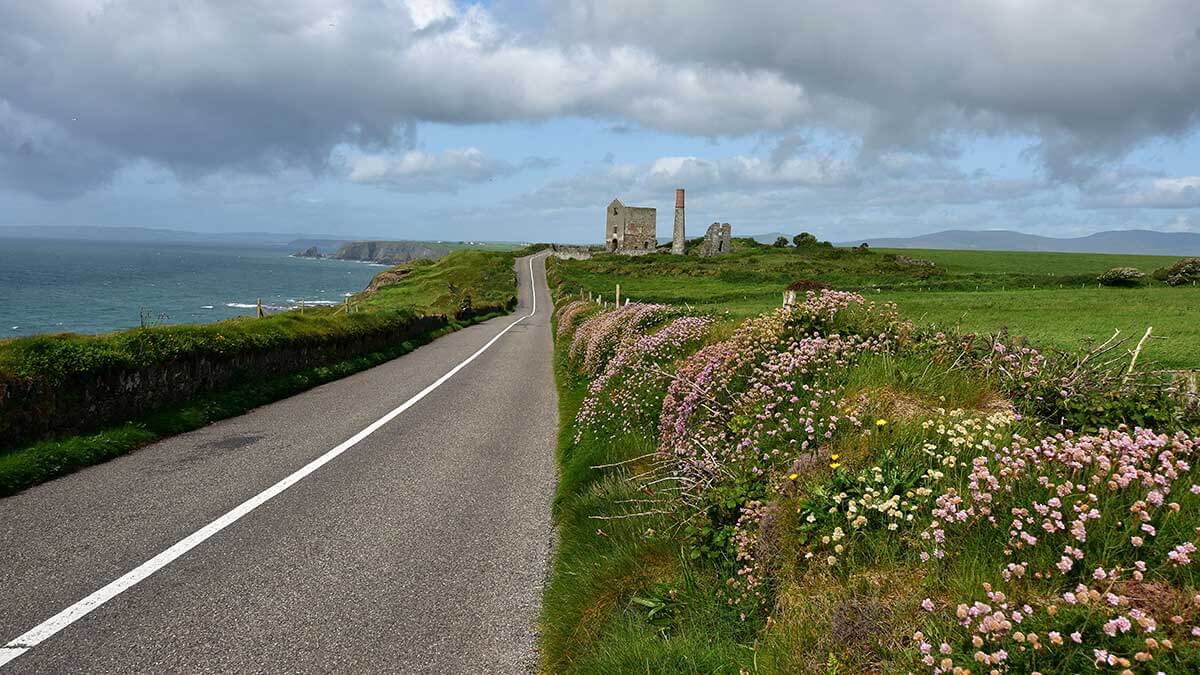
xmin=552 ymin=243 xmax=1199 ymax=368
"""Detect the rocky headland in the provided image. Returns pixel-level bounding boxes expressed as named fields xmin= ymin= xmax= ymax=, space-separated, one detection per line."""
xmin=293 ymin=241 xmax=452 ymax=265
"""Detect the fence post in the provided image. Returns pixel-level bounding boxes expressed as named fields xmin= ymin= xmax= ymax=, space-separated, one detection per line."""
xmin=256 ymin=298 xmax=265 ymax=318
xmin=615 ymin=283 xmax=621 ymax=308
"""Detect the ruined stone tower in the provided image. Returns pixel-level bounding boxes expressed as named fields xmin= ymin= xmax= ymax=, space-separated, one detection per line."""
xmin=671 ymin=188 xmax=686 ymax=255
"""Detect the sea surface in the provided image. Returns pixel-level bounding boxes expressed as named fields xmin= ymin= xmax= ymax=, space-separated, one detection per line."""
xmin=0 ymin=238 xmax=384 ymax=337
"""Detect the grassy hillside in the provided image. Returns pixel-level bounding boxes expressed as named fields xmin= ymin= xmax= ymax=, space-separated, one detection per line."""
xmin=542 ymin=278 xmax=1200 ymax=673
xmin=552 ymin=244 xmax=1199 ymax=369
xmin=358 ymin=249 xmax=522 ymax=316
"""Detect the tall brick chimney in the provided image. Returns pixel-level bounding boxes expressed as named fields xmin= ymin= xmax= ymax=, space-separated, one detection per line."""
xmin=671 ymin=188 xmax=685 ymax=255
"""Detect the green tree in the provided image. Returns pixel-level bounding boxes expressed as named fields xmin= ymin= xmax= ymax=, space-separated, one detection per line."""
xmin=773 ymin=236 xmax=790 ymax=248
xmin=793 ymin=232 xmax=818 ymax=247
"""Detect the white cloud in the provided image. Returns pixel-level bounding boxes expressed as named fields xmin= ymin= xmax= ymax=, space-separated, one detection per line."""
xmin=341 ymin=147 xmax=531 ymax=191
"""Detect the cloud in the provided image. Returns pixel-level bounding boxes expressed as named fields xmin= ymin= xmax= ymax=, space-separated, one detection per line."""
xmin=517 ymin=148 xmax=1044 ymax=216
xmin=3 ymin=0 xmax=1200 ymax=204
xmin=548 ymin=1 xmax=1200 ymax=180
xmin=1085 ymin=176 xmax=1200 ymax=208
xmin=339 ymin=147 xmax=548 ymax=192
xmin=0 ymin=0 xmax=808 ymax=199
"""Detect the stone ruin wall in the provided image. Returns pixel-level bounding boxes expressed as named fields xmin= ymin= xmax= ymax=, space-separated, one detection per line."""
xmin=701 ymin=222 xmax=732 ymax=256
xmin=549 ymin=244 xmax=594 ymax=260
xmin=620 ymin=207 xmax=657 ymax=251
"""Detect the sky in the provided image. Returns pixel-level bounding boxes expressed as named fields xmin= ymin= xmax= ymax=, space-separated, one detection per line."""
xmin=3 ymin=1 xmax=1200 ymax=244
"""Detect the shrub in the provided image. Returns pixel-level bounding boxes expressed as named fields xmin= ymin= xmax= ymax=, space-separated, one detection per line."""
xmin=1097 ymin=267 xmax=1146 ymax=287
xmin=1152 ymin=257 xmax=1200 ymax=286
xmin=773 ymin=236 xmax=790 ymax=248
xmin=793 ymin=232 xmax=818 ymax=247
xmin=786 ymin=279 xmax=831 ymax=293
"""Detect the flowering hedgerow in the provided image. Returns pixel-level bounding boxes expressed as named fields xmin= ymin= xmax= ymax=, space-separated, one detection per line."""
xmin=574 ymin=315 xmax=713 ymax=440
xmin=796 ymin=408 xmax=1017 ymax=568
xmin=568 ymin=302 xmax=675 ymax=376
xmin=910 ymin=426 xmax=1200 ymax=672
xmin=660 ymin=291 xmax=903 ymax=454
xmin=553 ymin=280 xmax=1200 ymax=669
xmin=649 ymin=291 xmax=907 ymax=606
xmin=554 ymin=299 xmax=597 ymax=341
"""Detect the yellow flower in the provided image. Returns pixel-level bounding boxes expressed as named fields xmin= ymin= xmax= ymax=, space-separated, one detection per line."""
xmin=830 ymin=453 xmax=840 ymax=460
xmin=875 ymin=418 xmax=888 ymax=427
xmin=830 ymin=462 xmax=841 ymax=470
xmin=788 ymin=472 xmax=799 ymax=481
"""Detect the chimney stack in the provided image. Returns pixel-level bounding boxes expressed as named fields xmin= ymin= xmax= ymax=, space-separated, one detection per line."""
xmin=671 ymin=188 xmax=686 ymax=255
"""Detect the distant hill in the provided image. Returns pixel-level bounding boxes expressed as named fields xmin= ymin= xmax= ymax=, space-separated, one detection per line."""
xmin=0 ymin=225 xmax=367 ymax=247
xmin=837 ymin=229 xmax=1200 ymax=256
xmin=747 ymin=232 xmax=794 ymax=245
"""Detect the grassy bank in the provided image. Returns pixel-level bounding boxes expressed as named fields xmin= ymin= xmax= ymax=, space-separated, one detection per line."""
xmin=552 ymin=244 xmax=1199 ymax=369
xmin=541 ymin=264 xmax=1200 ymax=673
xmin=0 ymin=249 xmax=526 ymax=495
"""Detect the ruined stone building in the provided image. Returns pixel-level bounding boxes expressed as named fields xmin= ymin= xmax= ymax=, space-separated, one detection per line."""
xmin=701 ymin=222 xmax=732 ymax=256
xmin=606 ymin=199 xmax=657 ymax=253
xmin=606 ymin=189 xmax=689 ymax=255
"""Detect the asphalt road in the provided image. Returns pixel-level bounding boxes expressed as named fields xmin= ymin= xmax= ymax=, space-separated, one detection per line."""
xmin=0 ymin=254 xmax=558 ymax=673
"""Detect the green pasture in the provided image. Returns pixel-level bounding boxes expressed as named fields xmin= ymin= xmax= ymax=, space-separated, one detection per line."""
xmin=552 ymin=243 xmax=1198 ymax=368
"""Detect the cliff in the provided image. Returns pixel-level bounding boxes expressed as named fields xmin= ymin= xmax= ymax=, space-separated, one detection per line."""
xmin=331 ymin=241 xmax=451 ymax=264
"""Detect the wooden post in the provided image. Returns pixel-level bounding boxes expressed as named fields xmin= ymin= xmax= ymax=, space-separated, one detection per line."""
xmin=615 ymin=283 xmax=621 ymax=308
xmin=256 ymin=298 xmax=265 ymax=318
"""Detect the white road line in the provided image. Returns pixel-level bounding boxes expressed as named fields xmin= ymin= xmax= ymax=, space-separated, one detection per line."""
xmin=0 ymin=254 xmax=544 ymax=669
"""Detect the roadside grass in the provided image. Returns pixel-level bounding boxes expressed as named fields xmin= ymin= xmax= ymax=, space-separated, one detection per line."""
xmin=552 ymin=245 xmax=1199 ymax=368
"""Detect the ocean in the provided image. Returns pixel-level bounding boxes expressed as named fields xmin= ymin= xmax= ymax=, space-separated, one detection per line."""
xmin=0 ymin=238 xmax=384 ymax=337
